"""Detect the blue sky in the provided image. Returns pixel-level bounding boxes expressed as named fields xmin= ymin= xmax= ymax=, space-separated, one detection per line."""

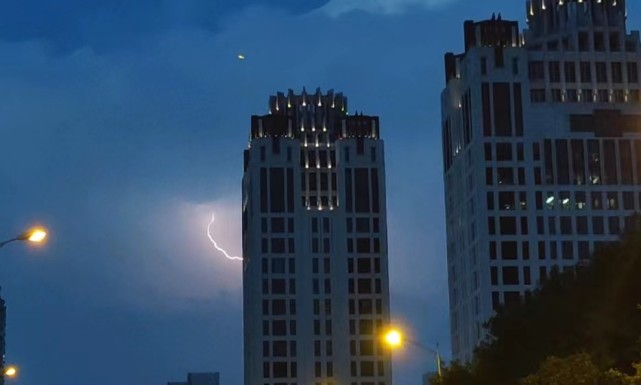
xmin=0 ymin=1 xmax=639 ymax=384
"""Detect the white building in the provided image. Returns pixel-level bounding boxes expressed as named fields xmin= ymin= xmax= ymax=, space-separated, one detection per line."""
xmin=441 ymin=0 xmax=641 ymax=362
xmin=242 ymin=89 xmax=392 ymax=385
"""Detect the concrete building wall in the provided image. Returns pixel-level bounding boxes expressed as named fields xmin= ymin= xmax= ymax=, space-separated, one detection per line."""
xmin=243 ymin=89 xmax=392 ymax=385
xmin=442 ymin=0 xmax=641 ymax=362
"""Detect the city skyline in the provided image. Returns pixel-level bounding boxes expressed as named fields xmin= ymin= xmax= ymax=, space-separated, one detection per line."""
xmin=0 ymin=1 xmax=640 ymax=385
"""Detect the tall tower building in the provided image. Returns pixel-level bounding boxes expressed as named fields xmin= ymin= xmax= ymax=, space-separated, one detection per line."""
xmin=242 ymin=89 xmax=392 ymax=385
xmin=442 ymin=0 xmax=641 ymax=362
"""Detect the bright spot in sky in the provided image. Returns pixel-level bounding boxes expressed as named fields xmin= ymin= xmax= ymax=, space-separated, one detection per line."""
xmin=237 ymin=54 xmax=246 ymax=60
xmin=207 ymin=212 xmax=243 ymax=261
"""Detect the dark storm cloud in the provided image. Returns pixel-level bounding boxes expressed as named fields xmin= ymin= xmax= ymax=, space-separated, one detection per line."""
xmin=0 ymin=0 xmax=330 ymax=52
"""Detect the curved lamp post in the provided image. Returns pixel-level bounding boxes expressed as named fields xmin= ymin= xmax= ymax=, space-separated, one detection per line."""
xmin=382 ymin=328 xmax=443 ymax=377
xmin=0 ymin=228 xmax=47 ymax=249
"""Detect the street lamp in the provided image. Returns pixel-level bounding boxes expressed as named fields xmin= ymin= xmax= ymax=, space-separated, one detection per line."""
xmin=382 ymin=327 xmax=443 ymax=377
xmin=0 ymin=227 xmax=48 ymax=248
xmin=3 ymin=365 xmax=18 ymax=379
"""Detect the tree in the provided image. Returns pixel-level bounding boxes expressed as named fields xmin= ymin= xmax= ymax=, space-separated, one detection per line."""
xmin=436 ymin=226 xmax=641 ymax=385
xmin=521 ymin=354 xmax=638 ymax=385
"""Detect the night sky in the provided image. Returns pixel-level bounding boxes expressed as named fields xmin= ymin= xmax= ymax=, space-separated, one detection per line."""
xmin=0 ymin=1 xmax=639 ymax=384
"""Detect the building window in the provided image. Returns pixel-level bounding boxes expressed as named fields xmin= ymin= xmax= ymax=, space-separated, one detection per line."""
xmin=628 ymin=63 xmax=639 ymax=83
xmin=551 ymin=89 xmax=563 ymax=102
xmin=502 ymin=267 xmax=519 ymax=285
xmin=549 ymin=61 xmax=561 ymax=82
xmin=496 ymin=143 xmax=513 ymax=161
xmin=610 ymin=32 xmax=621 ymax=51
xmin=578 ymin=32 xmax=590 ymax=51
xmin=612 ymin=62 xmax=623 ymax=83
xmin=594 ymin=32 xmax=605 ymax=51
xmin=609 ymin=217 xmax=621 ymax=235
xmin=593 ymin=217 xmax=605 ymax=235
xmin=530 ymin=89 xmax=546 ymax=103
xmin=481 ymin=58 xmax=487 ymax=75
xmin=596 ymin=62 xmax=608 ymax=83
xmin=580 ymin=62 xmax=591 ymax=83
xmin=528 ymin=61 xmax=545 ymax=80
xmin=564 ymin=62 xmax=576 ymax=82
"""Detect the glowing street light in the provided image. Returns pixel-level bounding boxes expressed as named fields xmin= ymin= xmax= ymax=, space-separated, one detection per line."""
xmin=0 ymin=227 xmax=48 ymax=249
xmin=382 ymin=327 xmax=443 ymax=377
xmin=4 ymin=365 xmax=18 ymax=379
xmin=384 ymin=329 xmax=403 ymax=348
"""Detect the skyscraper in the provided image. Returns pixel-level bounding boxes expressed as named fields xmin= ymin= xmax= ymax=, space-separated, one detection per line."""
xmin=442 ymin=0 xmax=641 ymax=362
xmin=242 ymin=89 xmax=392 ymax=385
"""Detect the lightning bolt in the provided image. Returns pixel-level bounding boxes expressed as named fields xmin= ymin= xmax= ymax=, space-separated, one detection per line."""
xmin=207 ymin=212 xmax=243 ymax=261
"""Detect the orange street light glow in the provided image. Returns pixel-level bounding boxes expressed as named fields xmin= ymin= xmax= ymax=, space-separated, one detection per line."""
xmin=28 ymin=229 xmax=47 ymax=243
xmin=4 ymin=366 xmax=17 ymax=378
xmin=384 ymin=330 xmax=403 ymax=348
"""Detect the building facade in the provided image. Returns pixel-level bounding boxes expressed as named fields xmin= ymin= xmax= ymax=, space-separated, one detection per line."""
xmin=168 ymin=372 xmax=220 ymax=385
xmin=242 ymin=89 xmax=392 ymax=385
xmin=442 ymin=0 xmax=641 ymax=362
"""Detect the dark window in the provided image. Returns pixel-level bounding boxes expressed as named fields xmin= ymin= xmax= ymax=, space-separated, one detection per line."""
xmin=497 ymin=168 xmax=514 ymax=185
xmin=502 ymin=267 xmax=519 ymax=285
xmin=579 ymin=32 xmax=590 ymax=51
xmin=270 ymin=168 xmax=286 ymax=213
xmin=501 ymin=241 xmax=518 ymax=260
xmin=354 ymin=168 xmax=370 ymax=213
xmin=524 ymin=267 xmax=531 ymax=285
xmin=564 ymin=62 xmax=576 ymax=82
xmin=530 ymin=89 xmax=546 ymax=103
xmin=594 ymin=32 xmax=605 ymax=51
xmin=487 ymin=192 xmax=495 ymax=210
xmin=628 ymin=63 xmax=639 ymax=83
xmin=493 ymin=83 xmax=512 ymax=136
xmin=496 ymin=143 xmax=513 ymax=161
xmin=499 ymin=192 xmax=515 ymax=210
xmin=560 ymin=216 xmax=572 ymax=235
xmin=612 ymin=62 xmax=624 ymax=83
xmin=491 ymin=267 xmax=498 ymax=285
xmin=555 ymin=140 xmax=570 ymax=184
xmin=610 ymin=32 xmax=621 ymax=51
xmin=538 ymin=241 xmax=546 ymax=260
xmin=481 ymin=57 xmax=487 ymax=75
xmin=571 ymin=140 xmax=586 ymax=185
xmin=580 ymin=62 xmax=591 ymax=83
xmin=361 ymin=362 xmax=375 ymax=377
xmin=562 ymin=241 xmax=574 ymax=260
xmin=500 ymin=217 xmax=517 ymax=235
xmin=482 ymin=83 xmax=492 ymax=136
xmin=488 ymin=217 xmax=496 ymax=235
xmin=529 ymin=61 xmax=544 ymax=80
xmin=609 ymin=217 xmax=620 ymax=235
xmin=549 ymin=61 xmax=561 ymax=82
xmin=593 ymin=217 xmax=605 ymax=235
xmin=603 ymin=140 xmax=618 ymax=185
xmin=596 ymin=62 xmax=607 ymax=83
xmin=273 ymin=320 xmax=287 ymax=335
xmin=577 ymin=217 xmax=588 ymax=234
xmin=620 ymin=140 xmax=634 ymax=184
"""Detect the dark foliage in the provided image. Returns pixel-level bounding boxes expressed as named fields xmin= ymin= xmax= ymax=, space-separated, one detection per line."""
xmin=434 ymin=225 xmax=641 ymax=385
